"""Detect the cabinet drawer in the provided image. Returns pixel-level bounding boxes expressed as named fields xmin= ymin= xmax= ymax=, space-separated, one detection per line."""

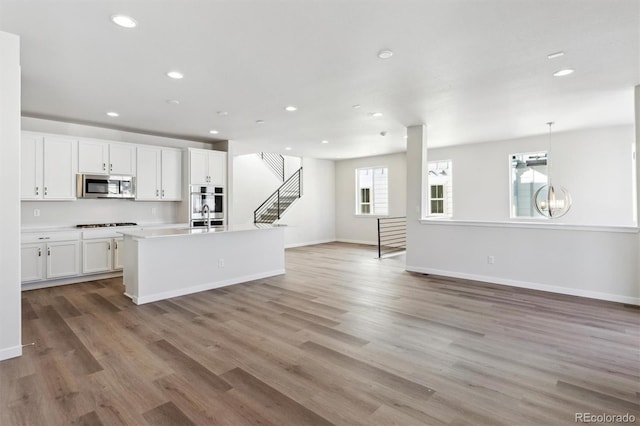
xmin=22 ymin=231 xmax=81 ymax=243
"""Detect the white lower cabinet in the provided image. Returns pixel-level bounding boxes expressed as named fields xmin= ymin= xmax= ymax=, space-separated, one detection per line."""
xmin=82 ymin=237 xmax=124 ymax=273
xmin=21 ymin=240 xmax=81 ymax=282
xmin=113 ymin=237 xmax=124 ymax=270
xmin=82 ymin=238 xmax=113 ymax=273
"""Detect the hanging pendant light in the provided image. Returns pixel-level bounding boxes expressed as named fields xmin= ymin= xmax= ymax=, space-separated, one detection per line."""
xmin=533 ymin=122 xmax=572 ymax=218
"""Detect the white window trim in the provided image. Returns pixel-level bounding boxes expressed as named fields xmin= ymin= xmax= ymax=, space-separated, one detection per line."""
xmin=355 ymin=165 xmax=389 ymax=216
xmin=426 ymin=160 xmax=452 ymax=218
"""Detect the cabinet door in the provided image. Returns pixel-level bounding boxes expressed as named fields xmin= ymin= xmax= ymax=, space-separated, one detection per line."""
xmin=113 ymin=237 xmax=124 ymax=270
xmin=47 ymin=241 xmax=81 ymax=279
xmin=208 ymin=151 xmax=226 ymax=186
xmin=21 ymin=243 xmax=45 ymax=282
xmin=82 ymin=239 xmax=112 ymax=273
xmin=189 ymin=149 xmax=210 ymax=185
xmin=161 ymin=149 xmax=182 ymax=200
xmin=43 ymin=136 xmax=77 ymax=200
xmin=20 ymin=133 xmax=44 ymax=200
xmin=136 ymin=146 xmax=161 ymax=200
xmin=78 ymin=140 xmax=109 ymax=174
xmin=109 ymin=144 xmax=136 ymax=175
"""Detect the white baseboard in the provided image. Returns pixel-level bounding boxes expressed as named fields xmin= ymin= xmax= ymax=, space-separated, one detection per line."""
xmin=406 ymin=265 xmax=640 ymax=306
xmin=285 ymin=239 xmax=336 ymax=248
xmin=131 ymin=269 xmax=286 ymax=305
xmin=0 ymin=345 xmax=22 ymax=361
xmin=21 ymin=271 xmax=122 ymax=291
xmin=335 ymin=238 xmax=377 ymax=246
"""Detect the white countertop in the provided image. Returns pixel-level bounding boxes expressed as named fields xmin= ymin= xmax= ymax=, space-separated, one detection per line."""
xmin=119 ymin=224 xmax=284 ymax=239
xmin=21 ymin=222 xmax=189 ymax=234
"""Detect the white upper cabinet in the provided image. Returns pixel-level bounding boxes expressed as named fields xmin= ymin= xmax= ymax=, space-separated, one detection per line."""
xmin=136 ymin=146 xmax=182 ymax=201
xmin=21 ymin=132 xmax=78 ymax=200
xmin=78 ymin=140 xmax=135 ymax=175
xmin=189 ymin=148 xmax=226 ymax=186
xmin=20 ymin=133 xmax=44 ymax=200
xmin=161 ymin=148 xmax=182 ymax=200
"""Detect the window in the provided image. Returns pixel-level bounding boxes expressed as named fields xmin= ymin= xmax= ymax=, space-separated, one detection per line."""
xmin=356 ymin=167 xmax=388 ymax=215
xmin=511 ymin=152 xmax=548 ymax=217
xmin=427 ymin=160 xmax=452 ymax=216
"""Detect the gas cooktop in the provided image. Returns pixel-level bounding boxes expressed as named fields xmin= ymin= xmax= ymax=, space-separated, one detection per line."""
xmin=76 ymin=222 xmax=138 ymax=228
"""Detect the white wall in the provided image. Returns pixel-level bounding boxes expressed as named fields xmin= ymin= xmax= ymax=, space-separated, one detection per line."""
xmin=0 ymin=31 xmax=22 ymax=360
xmin=406 ymin=124 xmax=640 ymax=304
xmin=231 ymin=154 xmax=335 ymax=247
xmin=335 ymin=152 xmax=407 ymax=244
xmin=428 ymin=125 xmax=636 ymax=226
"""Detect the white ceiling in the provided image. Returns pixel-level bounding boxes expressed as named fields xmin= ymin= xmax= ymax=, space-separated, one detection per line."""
xmin=1 ymin=0 xmax=638 ymax=159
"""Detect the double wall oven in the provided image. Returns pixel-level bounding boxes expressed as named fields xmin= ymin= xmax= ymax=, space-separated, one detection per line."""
xmin=190 ymin=185 xmax=224 ymax=228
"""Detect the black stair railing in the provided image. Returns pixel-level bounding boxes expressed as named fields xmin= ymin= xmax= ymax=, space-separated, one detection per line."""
xmin=377 ymin=217 xmax=407 ymax=258
xmin=257 ymin=152 xmax=285 ymax=181
xmin=254 ymin=167 xmax=303 ymax=224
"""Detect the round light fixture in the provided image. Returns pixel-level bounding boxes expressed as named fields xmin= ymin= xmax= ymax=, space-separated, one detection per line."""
xmin=106 ymin=111 xmax=119 ymax=117
xmin=377 ymin=49 xmax=393 ymax=59
xmin=166 ymin=99 xmax=180 ymax=105
xmin=352 ymin=104 xmax=361 ymax=109
xmin=217 ymin=111 xmax=228 ymax=116
xmin=547 ymin=51 xmax=565 ymax=59
xmin=321 ymin=140 xmax=329 ymax=144
xmin=284 ymin=105 xmax=298 ymax=112
xmin=553 ymin=68 xmax=574 ymax=77
xmin=167 ymin=71 xmax=184 ymax=79
xmin=285 ymin=147 xmax=292 ymax=151
xmin=370 ymin=112 xmax=383 ymax=118
xmin=255 ymin=119 xmax=265 ymax=124
xmin=209 ymin=130 xmax=219 ymax=135
xmin=111 ymin=15 xmax=137 ymax=28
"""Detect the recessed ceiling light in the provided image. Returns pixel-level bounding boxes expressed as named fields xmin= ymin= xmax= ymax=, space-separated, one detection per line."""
xmin=352 ymin=104 xmax=361 ymax=109
xmin=167 ymin=71 xmax=184 ymax=79
xmin=547 ymin=51 xmax=565 ymax=59
xmin=321 ymin=140 xmax=329 ymax=144
xmin=166 ymin=99 xmax=180 ymax=105
xmin=285 ymin=147 xmax=292 ymax=151
xmin=369 ymin=112 xmax=383 ymax=118
xmin=111 ymin=15 xmax=137 ymax=28
xmin=106 ymin=111 xmax=119 ymax=117
xmin=284 ymin=106 xmax=298 ymax=112
xmin=377 ymin=49 xmax=393 ymax=59
xmin=217 ymin=111 xmax=228 ymax=116
xmin=256 ymin=119 xmax=265 ymax=124
xmin=553 ymin=68 xmax=574 ymax=77
xmin=209 ymin=130 xmax=219 ymax=135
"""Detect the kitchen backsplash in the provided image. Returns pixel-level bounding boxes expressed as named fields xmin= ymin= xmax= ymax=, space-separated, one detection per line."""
xmin=21 ymin=199 xmax=179 ymax=228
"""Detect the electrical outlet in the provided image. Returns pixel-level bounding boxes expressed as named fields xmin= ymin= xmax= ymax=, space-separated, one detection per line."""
xmin=218 ymin=259 xmax=225 ymax=268
xmin=33 ymin=209 xmax=40 ymax=217
xmin=487 ymin=255 xmax=495 ymax=264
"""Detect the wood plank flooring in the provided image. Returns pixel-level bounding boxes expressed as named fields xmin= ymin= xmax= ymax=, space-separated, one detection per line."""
xmin=1 ymin=242 xmax=639 ymax=425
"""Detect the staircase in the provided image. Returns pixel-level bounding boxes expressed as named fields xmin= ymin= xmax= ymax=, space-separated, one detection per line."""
xmin=254 ymin=167 xmax=303 ymax=224
xmin=257 ymin=152 xmax=285 ymax=181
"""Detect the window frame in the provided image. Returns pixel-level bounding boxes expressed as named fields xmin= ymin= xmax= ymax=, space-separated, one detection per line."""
xmin=355 ymin=166 xmax=389 ymax=216
xmin=426 ymin=160 xmax=453 ymax=218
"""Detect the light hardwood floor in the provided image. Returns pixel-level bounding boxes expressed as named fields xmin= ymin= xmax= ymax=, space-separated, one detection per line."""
xmin=1 ymin=242 xmax=638 ymax=425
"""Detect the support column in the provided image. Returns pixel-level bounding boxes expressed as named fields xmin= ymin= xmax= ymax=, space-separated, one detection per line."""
xmin=0 ymin=31 xmax=22 ymax=360
xmin=405 ymin=125 xmax=427 ymax=265
xmin=635 ymin=85 xmax=640 ymax=295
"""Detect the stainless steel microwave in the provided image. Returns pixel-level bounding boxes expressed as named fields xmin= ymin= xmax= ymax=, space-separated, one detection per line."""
xmin=77 ymin=174 xmax=135 ymax=199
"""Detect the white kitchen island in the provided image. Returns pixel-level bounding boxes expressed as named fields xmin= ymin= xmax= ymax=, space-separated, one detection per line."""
xmin=119 ymin=225 xmax=285 ymax=305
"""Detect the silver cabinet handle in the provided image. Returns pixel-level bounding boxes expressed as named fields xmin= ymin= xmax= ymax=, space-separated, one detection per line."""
xmin=102 ymin=162 xmax=106 ymax=171
xmin=35 ymin=186 xmax=39 ymax=195
xmin=47 ymin=248 xmax=51 ymax=256
xmin=161 ymin=189 xmax=165 ymax=198
xmin=38 ymin=237 xmax=50 ymax=240
xmin=107 ymin=243 xmax=110 ymax=251
xmin=38 ymin=248 xmax=41 ymax=257
xmin=156 ymin=189 xmax=159 ymax=197
xmin=114 ymin=241 xmax=118 ymax=250
xmin=44 ymin=187 xmax=48 ymax=196
xmin=110 ymin=163 xmax=113 ymax=172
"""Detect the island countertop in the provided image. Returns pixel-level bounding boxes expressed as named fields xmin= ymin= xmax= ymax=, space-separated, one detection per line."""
xmin=118 ymin=224 xmax=284 ymax=239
